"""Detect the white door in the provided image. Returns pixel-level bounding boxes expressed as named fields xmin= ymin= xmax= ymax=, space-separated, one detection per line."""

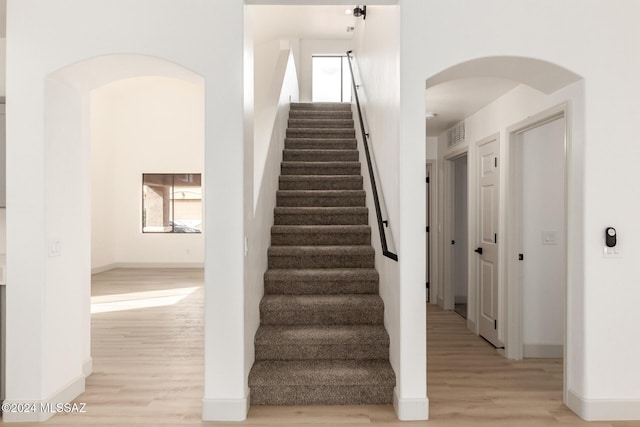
xmin=476 ymin=137 xmax=502 ymax=347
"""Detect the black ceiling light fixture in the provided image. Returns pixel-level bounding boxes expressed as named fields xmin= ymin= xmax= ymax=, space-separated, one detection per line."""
xmin=353 ymin=5 xmax=367 ymax=20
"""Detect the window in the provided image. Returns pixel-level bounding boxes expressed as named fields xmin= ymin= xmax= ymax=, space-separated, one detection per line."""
xmin=142 ymin=174 xmax=202 ymax=233
xmin=312 ymin=56 xmax=351 ymax=102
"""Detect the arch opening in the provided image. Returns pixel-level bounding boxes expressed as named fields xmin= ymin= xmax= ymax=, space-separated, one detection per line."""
xmin=425 ymin=55 xmax=584 ymax=413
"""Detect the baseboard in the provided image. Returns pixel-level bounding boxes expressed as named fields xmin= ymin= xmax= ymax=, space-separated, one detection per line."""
xmin=523 ymin=344 xmax=563 ymax=358
xmin=467 ymin=318 xmax=477 ymax=335
xmin=567 ymin=388 xmax=640 ymax=421
xmin=393 ymin=388 xmax=429 ymax=420
xmin=2 ymin=375 xmax=85 ymax=422
xmin=92 ymin=262 xmax=204 ymax=274
xmin=91 ymin=263 xmax=118 ymax=275
xmin=83 ymin=357 xmax=93 ymax=377
xmin=202 ymin=391 xmax=250 ymax=421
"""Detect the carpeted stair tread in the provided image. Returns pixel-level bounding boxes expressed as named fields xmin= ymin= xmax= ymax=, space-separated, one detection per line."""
xmin=289 ymin=110 xmax=353 ymax=119
xmin=255 ymin=324 xmax=389 ymax=346
xmin=287 ymin=128 xmax=355 ymax=138
xmin=264 ymin=268 xmax=379 ymax=295
xmin=285 ymin=138 xmax=356 ymax=150
xmin=268 ymin=245 xmax=374 ymax=269
xmin=260 ymin=294 xmax=384 ymax=325
xmin=271 ymin=224 xmax=370 ymax=246
xmin=291 ymin=102 xmax=352 ymax=111
xmin=276 ymin=190 xmax=365 ymax=207
xmin=265 ymin=268 xmax=378 ymax=282
xmin=279 ymin=175 xmax=363 ymax=190
xmin=254 ymin=325 xmax=389 ymax=360
xmin=281 ymin=161 xmax=360 ymax=176
xmin=288 ymin=119 xmax=354 ymax=128
xmin=283 ymin=149 xmax=359 ymax=162
xmin=274 ymin=207 xmax=368 ymax=225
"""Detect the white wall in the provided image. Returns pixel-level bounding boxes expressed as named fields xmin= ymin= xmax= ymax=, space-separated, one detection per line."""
xmin=521 ymin=118 xmax=565 ymax=355
xmin=405 ymin=0 xmax=640 ymax=420
xmin=91 ymin=77 xmax=205 ymax=271
xmin=299 ymin=38 xmax=353 ymax=102
xmin=426 ymin=135 xmax=438 ymax=160
xmin=244 ymin=48 xmax=299 ymax=388
xmin=354 ymin=5 xmax=428 ymax=420
xmin=0 ymin=38 xmax=5 ymax=97
xmin=90 ymin=87 xmax=117 ymax=269
xmin=6 ymin=0 xmax=247 ymax=422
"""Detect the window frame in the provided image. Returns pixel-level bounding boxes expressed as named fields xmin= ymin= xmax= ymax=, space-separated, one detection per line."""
xmin=141 ymin=173 xmax=202 ymax=234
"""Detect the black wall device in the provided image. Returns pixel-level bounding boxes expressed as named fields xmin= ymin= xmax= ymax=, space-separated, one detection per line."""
xmin=605 ymin=227 xmax=617 ymax=248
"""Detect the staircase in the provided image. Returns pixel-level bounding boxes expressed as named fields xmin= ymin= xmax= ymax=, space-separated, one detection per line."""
xmin=248 ymin=102 xmax=395 ymax=405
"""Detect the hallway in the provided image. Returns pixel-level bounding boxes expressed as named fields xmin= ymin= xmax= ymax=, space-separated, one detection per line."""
xmin=5 ymin=269 xmax=636 ymax=426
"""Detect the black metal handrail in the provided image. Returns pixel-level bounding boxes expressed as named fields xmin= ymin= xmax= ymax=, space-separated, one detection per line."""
xmin=346 ymin=50 xmax=398 ymax=261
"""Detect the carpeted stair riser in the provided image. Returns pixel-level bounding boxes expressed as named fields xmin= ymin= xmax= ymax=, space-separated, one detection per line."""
xmin=285 ymin=138 xmax=357 ymax=150
xmin=274 ymin=207 xmax=368 ymax=225
xmin=287 ymin=128 xmax=355 ymax=138
xmin=283 ymin=149 xmax=359 ymax=162
xmin=279 ymin=175 xmax=363 ymax=191
xmin=249 ymin=360 xmax=394 ymax=405
xmin=260 ymin=294 xmax=384 ymax=325
xmin=276 ymin=190 xmax=365 ymax=208
xmin=250 ymin=102 xmax=395 ymax=406
xmin=255 ymin=325 xmax=389 ymax=360
xmin=288 ymin=119 xmax=354 ymax=129
xmin=281 ymin=162 xmax=360 ymax=176
xmin=264 ymin=269 xmax=379 ymax=295
xmin=250 ymin=384 xmax=394 ymax=405
xmin=271 ymin=225 xmax=370 ymax=246
xmin=268 ymin=246 xmax=374 ymax=269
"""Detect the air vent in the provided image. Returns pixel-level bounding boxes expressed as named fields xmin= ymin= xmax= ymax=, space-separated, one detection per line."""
xmin=447 ymin=121 xmax=465 ymax=147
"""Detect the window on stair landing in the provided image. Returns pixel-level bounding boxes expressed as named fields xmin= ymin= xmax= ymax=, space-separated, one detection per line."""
xmin=312 ymin=56 xmax=352 ymax=103
xmin=142 ymin=174 xmax=202 ymax=233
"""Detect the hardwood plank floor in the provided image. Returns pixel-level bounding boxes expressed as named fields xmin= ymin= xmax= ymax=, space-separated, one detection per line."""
xmin=4 ymin=269 xmax=637 ymax=426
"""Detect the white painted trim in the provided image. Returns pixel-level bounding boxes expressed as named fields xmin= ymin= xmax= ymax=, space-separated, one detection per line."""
xmin=442 ymin=148 xmax=468 ymax=312
xmin=92 ymin=262 xmax=204 ymax=274
xmin=2 ymin=375 xmax=85 ymax=422
xmin=82 ymin=357 xmax=93 ymax=377
xmin=426 ymin=161 xmax=438 ymax=303
xmin=567 ymin=388 xmax=640 ymax=421
xmin=201 ymin=392 xmax=250 ymax=422
xmin=523 ymin=344 xmax=563 ymax=358
xmin=393 ymin=388 xmax=429 ymax=421
xmin=505 ymin=103 xmax=568 ymax=362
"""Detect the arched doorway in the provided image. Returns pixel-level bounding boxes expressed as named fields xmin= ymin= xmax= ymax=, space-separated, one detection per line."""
xmin=425 ymin=55 xmax=583 ymax=403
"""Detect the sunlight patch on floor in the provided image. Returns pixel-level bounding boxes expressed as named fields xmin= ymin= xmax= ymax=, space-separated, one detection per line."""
xmin=91 ymin=286 xmax=200 ymax=314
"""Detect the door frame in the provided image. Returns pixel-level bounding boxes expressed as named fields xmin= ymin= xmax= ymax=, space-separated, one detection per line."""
xmin=426 ymin=161 xmax=438 ymax=303
xmin=505 ymin=102 xmax=569 ymax=362
xmin=441 ymin=148 xmax=468 ymax=312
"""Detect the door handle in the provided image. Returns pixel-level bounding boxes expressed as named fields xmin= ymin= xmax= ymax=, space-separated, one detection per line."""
xmin=474 ymin=247 xmax=483 ymax=255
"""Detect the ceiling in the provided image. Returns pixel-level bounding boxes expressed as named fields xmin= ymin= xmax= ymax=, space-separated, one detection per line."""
xmin=425 ymin=78 xmax=520 ymax=137
xmin=250 ymin=5 xmax=356 ymax=43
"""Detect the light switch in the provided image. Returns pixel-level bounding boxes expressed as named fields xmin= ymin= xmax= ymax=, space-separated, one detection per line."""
xmin=49 ymin=239 xmax=62 ymax=257
xmin=542 ymin=230 xmax=558 ymax=245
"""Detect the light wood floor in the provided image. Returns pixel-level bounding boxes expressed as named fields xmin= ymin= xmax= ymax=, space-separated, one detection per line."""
xmin=6 ymin=269 xmax=637 ymax=426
